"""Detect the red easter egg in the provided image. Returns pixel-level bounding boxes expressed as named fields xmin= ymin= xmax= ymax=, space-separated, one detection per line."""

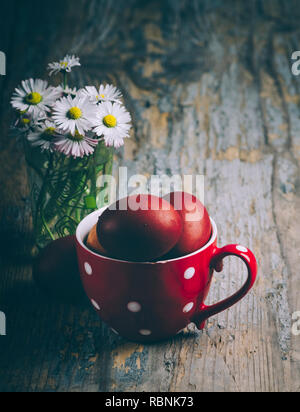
xmin=33 ymin=235 xmax=87 ymax=305
xmin=164 ymin=192 xmax=212 ymax=258
xmin=97 ymin=194 xmax=183 ymax=262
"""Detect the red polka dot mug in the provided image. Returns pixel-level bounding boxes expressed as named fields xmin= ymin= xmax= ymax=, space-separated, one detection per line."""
xmin=76 ymin=209 xmax=257 ymax=343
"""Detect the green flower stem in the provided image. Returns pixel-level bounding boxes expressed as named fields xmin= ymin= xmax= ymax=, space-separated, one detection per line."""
xmin=90 ymin=158 xmax=97 ymax=200
xmin=41 ymin=212 xmax=55 ymax=241
xmin=63 ymin=71 xmax=67 ymax=90
xmin=104 ymin=149 xmax=114 ymax=176
xmin=70 ymin=171 xmax=90 ymax=221
xmin=63 ymin=157 xmax=84 ymax=218
xmin=34 ymin=153 xmax=56 ymax=242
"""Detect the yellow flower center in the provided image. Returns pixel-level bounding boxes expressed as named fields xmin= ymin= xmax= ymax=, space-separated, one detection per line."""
xmin=26 ymin=92 xmax=43 ymax=105
xmin=103 ymin=114 xmax=117 ymax=128
xmin=60 ymin=61 xmax=68 ymax=68
xmin=96 ymin=94 xmax=105 ymax=100
xmin=68 ymin=107 xmax=82 ymax=120
xmin=69 ymin=130 xmax=84 ymax=141
xmin=21 ymin=118 xmax=30 ymax=125
xmin=44 ymin=127 xmax=56 ymax=136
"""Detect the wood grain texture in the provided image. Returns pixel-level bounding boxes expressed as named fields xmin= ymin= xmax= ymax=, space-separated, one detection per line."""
xmin=0 ymin=0 xmax=299 ymax=392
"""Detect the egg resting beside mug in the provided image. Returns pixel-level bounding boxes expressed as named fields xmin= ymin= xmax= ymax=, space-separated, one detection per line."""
xmin=77 ymin=193 xmax=257 ymax=343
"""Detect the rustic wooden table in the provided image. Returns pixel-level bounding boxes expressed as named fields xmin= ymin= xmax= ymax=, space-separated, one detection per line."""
xmin=0 ymin=0 xmax=299 ymax=392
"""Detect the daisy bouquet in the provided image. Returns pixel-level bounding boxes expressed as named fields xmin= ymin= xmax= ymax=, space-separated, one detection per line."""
xmin=11 ymin=55 xmax=132 ymax=251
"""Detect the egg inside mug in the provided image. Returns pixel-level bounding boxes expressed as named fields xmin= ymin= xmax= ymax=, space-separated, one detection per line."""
xmin=76 ymin=208 xmax=218 ymax=264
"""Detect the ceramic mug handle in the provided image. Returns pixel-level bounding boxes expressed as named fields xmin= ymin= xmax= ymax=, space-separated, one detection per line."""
xmin=192 ymin=245 xmax=258 ymax=329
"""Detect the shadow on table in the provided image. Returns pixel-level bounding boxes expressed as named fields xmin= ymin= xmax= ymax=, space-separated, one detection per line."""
xmin=0 ymin=272 xmax=202 ymax=391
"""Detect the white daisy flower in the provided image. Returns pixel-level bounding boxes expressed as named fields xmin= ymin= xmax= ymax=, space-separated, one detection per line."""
xmin=81 ymin=84 xmax=122 ymax=105
xmin=27 ymin=120 xmax=59 ymax=152
xmin=93 ymin=101 xmax=132 ymax=148
xmin=54 ymin=130 xmax=99 ymax=158
xmin=63 ymin=86 xmax=79 ymax=97
xmin=55 ymin=85 xmax=80 ymax=98
xmin=48 ymin=55 xmax=81 ymax=76
xmin=52 ymin=95 xmax=96 ymax=136
xmin=11 ymin=79 xmax=61 ymax=119
xmin=13 ymin=110 xmax=32 ymax=131
xmin=14 ymin=110 xmax=46 ymax=131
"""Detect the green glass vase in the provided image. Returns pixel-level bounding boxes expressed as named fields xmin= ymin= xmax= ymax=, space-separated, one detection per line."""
xmin=25 ymin=140 xmax=113 ymax=252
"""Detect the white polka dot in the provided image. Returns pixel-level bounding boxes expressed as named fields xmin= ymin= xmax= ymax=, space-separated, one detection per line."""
xmin=183 ymin=302 xmax=194 ymax=313
xmin=91 ymin=299 xmax=100 ymax=311
xmin=139 ymin=329 xmax=152 ymax=336
xmin=184 ymin=267 xmax=196 ymax=280
xmin=236 ymin=245 xmax=248 ymax=253
xmin=127 ymin=302 xmax=142 ymax=313
xmin=84 ymin=262 xmax=93 ymax=276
